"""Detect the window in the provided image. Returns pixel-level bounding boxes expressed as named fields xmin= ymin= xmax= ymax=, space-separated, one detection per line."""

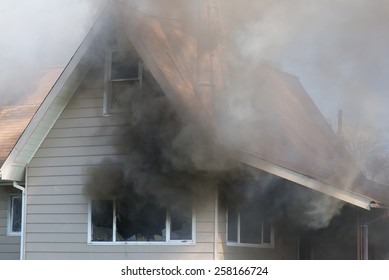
xmin=89 ymin=197 xmax=195 ymax=244
xmin=104 ymin=49 xmax=142 ymax=114
xmin=227 ymin=200 xmax=273 ymax=247
xmin=8 ymin=195 xmax=22 ymax=235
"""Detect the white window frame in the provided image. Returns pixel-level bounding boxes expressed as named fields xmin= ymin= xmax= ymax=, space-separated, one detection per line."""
xmin=226 ymin=208 xmax=274 ymax=248
xmin=8 ymin=194 xmax=22 ymax=236
xmin=103 ymin=48 xmax=143 ymax=115
xmin=87 ymin=199 xmax=196 ymax=245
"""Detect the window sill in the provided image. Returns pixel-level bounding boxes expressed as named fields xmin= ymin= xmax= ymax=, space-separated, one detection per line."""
xmin=88 ymin=241 xmax=196 ymax=246
xmin=7 ymin=232 xmax=21 ymax=237
xmin=102 ymin=110 xmax=132 ymax=116
xmin=226 ymin=242 xmax=274 ymax=249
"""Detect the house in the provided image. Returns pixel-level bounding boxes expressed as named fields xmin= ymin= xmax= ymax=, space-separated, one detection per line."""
xmin=1 ymin=0 xmax=389 ymax=260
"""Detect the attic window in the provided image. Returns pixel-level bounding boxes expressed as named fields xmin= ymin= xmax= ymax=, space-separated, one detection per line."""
xmin=227 ymin=200 xmax=273 ymax=248
xmin=89 ymin=197 xmax=194 ymax=244
xmin=104 ymin=49 xmax=142 ymax=115
xmin=8 ymin=195 xmax=22 ymax=235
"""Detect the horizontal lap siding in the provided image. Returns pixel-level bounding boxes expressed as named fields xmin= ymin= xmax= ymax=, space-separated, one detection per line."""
xmin=26 ymin=66 xmax=217 ymax=260
xmin=0 ymin=187 xmax=21 ymax=259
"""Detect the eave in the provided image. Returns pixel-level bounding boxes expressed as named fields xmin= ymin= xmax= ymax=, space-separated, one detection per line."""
xmin=231 ymin=148 xmax=378 ymax=210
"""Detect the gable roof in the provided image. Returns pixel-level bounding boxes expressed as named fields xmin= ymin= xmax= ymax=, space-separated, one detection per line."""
xmin=1 ymin=1 xmax=388 ymax=209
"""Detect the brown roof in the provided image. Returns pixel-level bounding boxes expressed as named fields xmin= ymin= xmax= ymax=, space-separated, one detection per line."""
xmin=223 ymin=63 xmax=389 ymax=204
xmin=0 ymin=68 xmax=63 ymax=166
xmin=226 ymin=64 xmax=349 ymax=184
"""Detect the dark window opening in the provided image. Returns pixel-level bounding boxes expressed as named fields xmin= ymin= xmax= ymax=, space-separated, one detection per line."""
xmin=263 ymin=220 xmax=272 ymax=244
xmin=227 ymin=201 xmax=272 ymax=246
xmin=91 ymin=200 xmax=113 ymax=241
xmin=111 ymin=51 xmax=139 ymax=80
xmin=240 ymin=206 xmax=263 ymax=244
xmin=10 ymin=196 xmax=22 ymax=233
xmin=227 ymin=208 xmax=238 ymax=242
xmin=116 ymin=198 xmax=166 ymax=242
xmin=299 ymin=235 xmax=312 ymax=260
xmin=110 ymin=80 xmax=138 ymax=111
xmin=170 ymin=204 xmax=193 ymax=241
xmin=105 ymin=49 xmax=142 ymax=114
xmin=90 ymin=197 xmax=193 ymax=243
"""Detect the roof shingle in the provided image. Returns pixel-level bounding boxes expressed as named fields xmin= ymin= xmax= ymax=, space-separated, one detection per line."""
xmin=0 ymin=68 xmax=63 ymax=166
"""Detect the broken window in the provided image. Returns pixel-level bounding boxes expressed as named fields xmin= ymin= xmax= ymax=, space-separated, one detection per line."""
xmin=227 ymin=200 xmax=273 ymax=247
xmin=104 ymin=49 xmax=142 ymax=114
xmin=9 ymin=195 xmax=22 ymax=235
xmin=115 ymin=198 xmax=166 ymax=242
xmin=90 ymin=197 xmax=194 ymax=243
xmin=91 ymin=200 xmax=113 ymax=241
xmin=170 ymin=205 xmax=193 ymax=241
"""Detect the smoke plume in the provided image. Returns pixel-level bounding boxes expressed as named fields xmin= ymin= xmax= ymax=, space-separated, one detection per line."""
xmin=81 ymin=0 xmax=363 ymax=231
xmin=4 ymin=0 xmax=386 ymax=232
xmin=220 ymin=0 xmax=389 ymax=129
xmin=85 ymin=64 xmax=235 ymax=208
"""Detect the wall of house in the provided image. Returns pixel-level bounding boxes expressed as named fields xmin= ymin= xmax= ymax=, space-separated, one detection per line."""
xmin=23 ymin=21 xmax=299 ymax=260
xmin=24 ymin=42 xmax=220 ymax=259
xmin=0 ymin=185 xmax=21 ymax=260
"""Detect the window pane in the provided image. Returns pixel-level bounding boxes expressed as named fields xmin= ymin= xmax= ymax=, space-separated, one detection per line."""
xmin=263 ymin=219 xmax=272 ymax=244
xmin=116 ymin=198 xmax=166 ymax=242
xmin=110 ymin=80 xmax=139 ymax=112
xmin=170 ymin=204 xmax=192 ymax=241
xmin=91 ymin=200 xmax=113 ymax=241
xmin=111 ymin=51 xmax=139 ymax=80
xmin=11 ymin=197 xmax=22 ymax=232
xmin=240 ymin=207 xmax=262 ymax=244
xmin=227 ymin=208 xmax=238 ymax=242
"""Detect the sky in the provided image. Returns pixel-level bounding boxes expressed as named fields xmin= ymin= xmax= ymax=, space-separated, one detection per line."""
xmin=0 ymin=0 xmax=102 ymax=69
xmin=0 ymin=0 xmax=106 ymax=105
xmin=1 ymin=0 xmax=389 ymax=132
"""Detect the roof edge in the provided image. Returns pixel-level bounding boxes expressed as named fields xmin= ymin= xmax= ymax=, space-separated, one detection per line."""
xmin=0 ymin=2 xmax=112 ymax=181
xmin=231 ymin=148 xmax=374 ymax=210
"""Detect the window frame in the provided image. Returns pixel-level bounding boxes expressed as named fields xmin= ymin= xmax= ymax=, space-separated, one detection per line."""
xmin=87 ymin=199 xmax=196 ymax=245
xmin=8 ymin=194 xmax=22 ymax=236
xmin=226 ymin=208 xmax=274 ymax=248
xmin=103 ymin=47 xmax=143 ymax=115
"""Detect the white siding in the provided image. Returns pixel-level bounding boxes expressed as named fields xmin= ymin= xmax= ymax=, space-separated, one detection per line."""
xmin=0 ymin=186 xmax=21 ymax=260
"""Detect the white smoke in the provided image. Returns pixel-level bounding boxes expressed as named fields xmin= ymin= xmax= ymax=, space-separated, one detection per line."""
xmin=0 ymin=0 xmax=106 ymax=103
xmin=221 ymin=0 xmax=389 ymax=129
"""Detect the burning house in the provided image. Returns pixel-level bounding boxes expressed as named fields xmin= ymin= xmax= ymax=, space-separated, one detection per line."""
xmin=1 ymin=0 xmax=389 ymax=260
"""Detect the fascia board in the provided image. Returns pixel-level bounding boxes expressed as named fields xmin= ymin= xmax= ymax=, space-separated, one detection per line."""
xmin=231 ymin=149 xmax=374 ymax=210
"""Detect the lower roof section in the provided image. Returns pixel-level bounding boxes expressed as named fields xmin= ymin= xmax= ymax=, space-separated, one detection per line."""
xmin=231 ymin=148 xmax=376 ymax=210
